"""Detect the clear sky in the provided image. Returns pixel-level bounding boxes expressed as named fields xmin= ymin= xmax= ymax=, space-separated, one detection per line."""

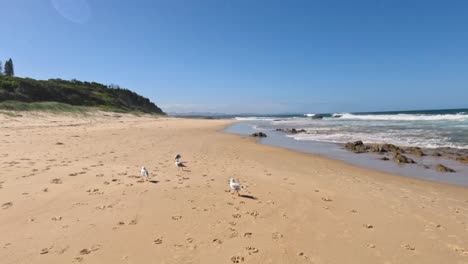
xmin=2 ymin=0 xmax=468 ymax=114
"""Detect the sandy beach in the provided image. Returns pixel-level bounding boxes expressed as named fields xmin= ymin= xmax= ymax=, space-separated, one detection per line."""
xmin=0 ymin=112 xmax=467 ymax=264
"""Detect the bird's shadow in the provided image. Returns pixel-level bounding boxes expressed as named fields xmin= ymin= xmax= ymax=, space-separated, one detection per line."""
xmin=149 ymin=180 xmax=160 ymax=184
xmin=239 ymin=194 xmax=257 ymax=200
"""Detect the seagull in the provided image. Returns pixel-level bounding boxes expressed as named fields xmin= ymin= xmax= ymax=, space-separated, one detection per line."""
xmin=175 ymin=154 xmax=181 ymax=161
xmin=140 ymin=166 xmax=149 ymax=181
xmin=229 ymin=178 xmax=244 ymax=196
xmin=175 ymin=160 xmax=185 ymax=170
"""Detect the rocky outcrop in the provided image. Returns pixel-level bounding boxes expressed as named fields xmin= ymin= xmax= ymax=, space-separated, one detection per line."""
xmin=436 ymin=164 xmax=455 ymax=173
xmin=455 ymin=156 xmax=468 ymax=163
xmin=251 ymin=132 xmax=267 ymax=138
xmin=407 ymin=147 xmax=425 ymax=157
xmin=345 ymin=141 xmax=369 ymax=153
xmin=311 ymin=115 xmax=324 ymax=119
xmin=393 ymin=154 xmax=415 ymax=164
xmin=290 ymin=128 xmax=306 ymax=134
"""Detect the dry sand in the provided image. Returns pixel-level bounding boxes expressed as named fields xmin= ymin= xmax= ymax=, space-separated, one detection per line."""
xmin=0 ymin=111 xmax=467 ymax=264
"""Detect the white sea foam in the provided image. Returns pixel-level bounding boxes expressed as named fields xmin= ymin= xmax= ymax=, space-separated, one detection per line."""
xmin=286 ymin=132 xmax=467 ymax=149
xmin=335 ymin=113 xmax=468 ymax=121
xmin=234 ymin=117 xmax=277 ymax=121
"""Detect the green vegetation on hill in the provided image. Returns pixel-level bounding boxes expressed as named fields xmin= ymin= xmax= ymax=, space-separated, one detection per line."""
xmin=0 ymin=76 xmax=165 ymax=114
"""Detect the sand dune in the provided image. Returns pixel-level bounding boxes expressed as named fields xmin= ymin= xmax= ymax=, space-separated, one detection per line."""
xmin=0 ymin=112 xmax=467 ymax=263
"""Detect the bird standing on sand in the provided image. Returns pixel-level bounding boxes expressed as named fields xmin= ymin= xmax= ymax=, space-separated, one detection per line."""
xmin=175 ymin=160 xmax=184 ymax=170
xmin=229 ymin=178 xmax=244 ymax=196
xmin=140 ymin=166 xmax=149 ymax=181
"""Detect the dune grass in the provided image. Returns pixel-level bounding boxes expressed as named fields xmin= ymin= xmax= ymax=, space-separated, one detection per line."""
xmin=0 ymin=101 xmax=91 ymax=113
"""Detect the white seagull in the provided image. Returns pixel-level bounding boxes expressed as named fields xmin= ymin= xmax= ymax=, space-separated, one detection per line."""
xmin=229 ymin=178 xmax=244 ymax=196
xmin=140 ymin=166 xmax=149 ymax=181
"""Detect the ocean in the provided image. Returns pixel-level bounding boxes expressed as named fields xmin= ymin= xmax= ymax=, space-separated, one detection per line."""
xmin=224 ymin=108 xmax=468 ymax=186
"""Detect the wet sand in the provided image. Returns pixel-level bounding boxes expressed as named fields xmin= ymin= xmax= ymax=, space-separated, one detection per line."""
xmin=0 ymin=112 xmax=467 ymax=263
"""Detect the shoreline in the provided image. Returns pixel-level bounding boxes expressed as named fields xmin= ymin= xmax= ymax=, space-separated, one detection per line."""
xmin=1 ymin=113 xmax=467 ymax=263
xmin=225 ymin=121 xmax=468 ymax=187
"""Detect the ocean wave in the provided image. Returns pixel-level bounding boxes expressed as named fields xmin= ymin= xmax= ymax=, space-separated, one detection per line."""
xmin=334 ymin=113 xmax=468 ymax=121
xmin=234 ymin=117 xmax=278 ymax=121
xmin=304 ymin=113 xmax=316 ymax=117
xmin=286 ymin=132 xmax=468 ymax=149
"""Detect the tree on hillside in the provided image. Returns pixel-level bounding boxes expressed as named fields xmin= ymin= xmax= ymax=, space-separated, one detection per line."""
xmin=0 ymin=60 xmax=3 ymax=76
xmin=4 ymin=58 xmax=14 ymax=76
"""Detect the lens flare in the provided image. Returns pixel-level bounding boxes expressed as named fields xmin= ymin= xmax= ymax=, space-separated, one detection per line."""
xmin=51 ymin=0 xmax=91 ymax=24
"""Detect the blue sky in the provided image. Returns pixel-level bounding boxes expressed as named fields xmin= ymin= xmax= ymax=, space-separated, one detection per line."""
xmin=2 ymin=0 xmax=468 ymax=114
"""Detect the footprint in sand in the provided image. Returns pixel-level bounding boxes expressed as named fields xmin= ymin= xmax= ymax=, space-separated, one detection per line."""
xmin=246 ymin=211 xmax=259 ymax=217
xmin=57 ymin=245 xmax=70 ymax=254
xmin=2 ymin=202 xmax=13 ymax=209
xmin=402 ymin=244 xmax=415 ymax=251
xmin=321 ymin=197 xmax=332 ymax=202
xmin=52 ymin=216 xmax=62 ymax=221
xmin=50 ymin=178 xmax=62 ymax=184
xmin=40 ymin=247 xmax=51 ymax=254
xmin=232 ymin=214 xmax=242 ymax=219
xmin=272 ymin=232 xmax=283 ymax=240
xmin=154 ymin=238 xmax=163 ymax=244
xmin=212 ymin=238 xmax=223 ymax=244
xmin=245 ymin=246 xmax=259 ymax=254
xmin=79 ymin=245 xmax=101 ymax=255
xmin=362 ymin=224 xmax=374 ymax=229
xmin=230 ymin=256 xmax=245 ymax=263
xmin=243 ymin=232 xmax=252 ymax=238
xmin=172 ymin=215 xmax=182 ymax=220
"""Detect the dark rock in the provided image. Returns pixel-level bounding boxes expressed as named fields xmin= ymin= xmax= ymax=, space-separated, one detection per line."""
xmin=455 ymin=156 xmax=468 ymax=163
xmin=374 ymin=143 xmax=403 ymax=153
xmin=432 ymin=152 xmax=442 ymax=157
xmin=380 ymin=157 xmax=390 ymax=161
xmin=408 ymin=147 xmax=425 ymax=157
xmin=345 ymin=141 xmax=369 ymax=153
xmin=436 ymin=164 xmax=455 ymax=173
xmin=332 ymin=115 xmax=342 ymax=118
xmin=289 ymin=128 xmax=306 ymax=134
xmin=311 ymin=115 xmax=324 ymax=119
xmin=369 ymin=144 xmax=387 ymax=153
xmin=251 ymin=132 xmax=267 ymax=138
xmin=393 ymin=154 xmax=415 ymax=164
